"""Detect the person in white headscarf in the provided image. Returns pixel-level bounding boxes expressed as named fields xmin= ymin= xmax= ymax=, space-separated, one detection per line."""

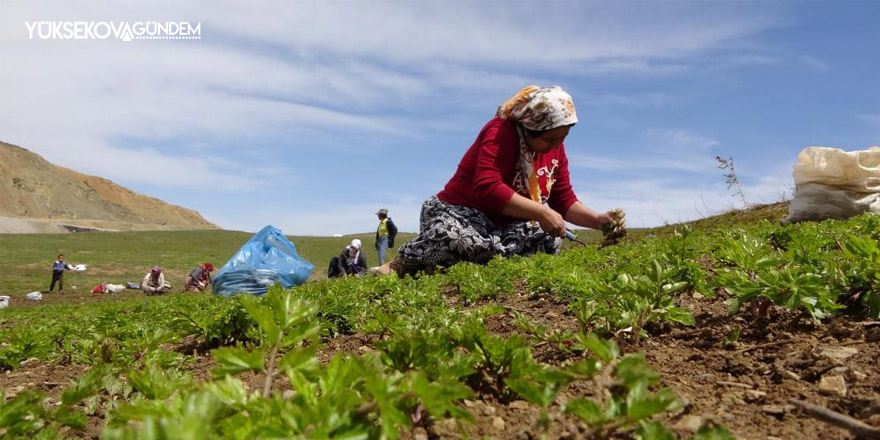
xmin=328 ymin=239 xmax=368 ymax=278
xmin=381 ymin=85 xmax=613 ymax=277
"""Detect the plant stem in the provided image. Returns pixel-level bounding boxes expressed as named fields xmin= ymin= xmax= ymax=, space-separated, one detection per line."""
xmin=263 ymin=333 xmax=282 ymax=396
xmin=790 ymin=399 xmax=880 ymax=439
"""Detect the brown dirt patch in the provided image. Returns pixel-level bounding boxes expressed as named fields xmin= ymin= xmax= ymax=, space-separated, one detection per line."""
xmin=646 ymin=293 xmax=880 ymax=440
xmin=0 ymin=360 xmax=87 ymax=398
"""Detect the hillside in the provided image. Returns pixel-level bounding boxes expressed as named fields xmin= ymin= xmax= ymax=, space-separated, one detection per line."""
xmin=0 ymin=141 xmax=218 ymax=232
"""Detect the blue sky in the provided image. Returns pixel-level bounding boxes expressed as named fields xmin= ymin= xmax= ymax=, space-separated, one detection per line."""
xmin=2 ymin=1 xmax=879 ymax=235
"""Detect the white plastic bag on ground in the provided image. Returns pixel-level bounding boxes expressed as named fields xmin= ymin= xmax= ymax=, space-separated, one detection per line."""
xmin=787 ymin=146 xmax=880 ymax=222
xmin=25 ymin=291 xmax=43 ymax=301
xmin=0 ymin=296 xmax=9 ymax=308
xmin=104 ymin=284 xmax=125 ymax=293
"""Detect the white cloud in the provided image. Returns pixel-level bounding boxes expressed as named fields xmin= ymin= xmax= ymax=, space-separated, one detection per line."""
xmin=858 ymin=114 xmax=880 ymax=126
xmin=800 ymin=55 xmax=830 ymax=71
xmin=570 ymin=128 xmax=720 ymax=173
xmin=657 ymin=129 xmax=720 ymax=151
xmin=577 ymin=177 xmax=736 ymax=226
xmin=576 ymin=170 xmax=791 ymax=229
xmin=580 ymin=92 xmax=679 ymax=109
xmin=567 ymin=59 xmax=692 ymax=76
xmin=569 ymin=154 xmax=717 ymax=173
xmin=569 ymin=135 xmax=794 ymax=227
xmin=184 ymin=2 xmax=782 ymax=64
xmin=209 ymin=201 xmax=424 ymax=236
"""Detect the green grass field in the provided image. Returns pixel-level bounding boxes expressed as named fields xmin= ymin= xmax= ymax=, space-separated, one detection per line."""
xmin=0 ymin=230 xmax=416 ymax=297
xmin=0 ymin=225 xmax=618 ymax=298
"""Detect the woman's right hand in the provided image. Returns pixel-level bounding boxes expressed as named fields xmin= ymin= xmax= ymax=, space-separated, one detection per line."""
xmin=538 ymin=207 xmax=566 ymax=237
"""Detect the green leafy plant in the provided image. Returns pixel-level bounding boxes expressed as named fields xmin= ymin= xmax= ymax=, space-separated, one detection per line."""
xmin=839 ymin=234 xmax=880 ymax=317
xmin=512 ymin=310 xmax=575 ymax=353
xmin=725 ymin=325 xmax=742 ymax=349
xmin=0 ymin=326 xmax=51 ymax=370
xmin=563 ymin=334 xmax=682 ymax=439
xmin=578 ymin=260 xmax=694 ymax=345
xmin=211 ymin=285 xmax=322 ymax=396
xmin=445 ymin=261 xmax=514 ymax=304
xmin=660 ymin=225 xmax=711 ymax=295
xmin=454 ymin=317 xmax=534 ymax=402
xmin=0 ymin=390 xmax=86 ymax=439
xmin=172 ymin=300 xmax=256 ymax=347
xmin=710 ymin=233 xmax=842 ymax=321
xmin=719 ymin=266 xmax=842 ymax=323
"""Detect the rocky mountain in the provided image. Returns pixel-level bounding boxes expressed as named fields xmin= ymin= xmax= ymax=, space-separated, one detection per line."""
xmin=0 ymin=141 xmax=219 ymax=232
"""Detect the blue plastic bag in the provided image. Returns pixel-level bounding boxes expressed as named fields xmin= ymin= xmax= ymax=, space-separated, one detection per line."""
xmin=213 ymin=225 xmax=314 ymax=296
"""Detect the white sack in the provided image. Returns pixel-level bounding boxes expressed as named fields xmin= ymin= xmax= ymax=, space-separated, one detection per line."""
xmin=25 ymin=291 xmax=43 ymax=301
xmin=104 ymin=284 xmax=125 ymax=293
xmin=787 ymin=146 xmax=880 ymax=222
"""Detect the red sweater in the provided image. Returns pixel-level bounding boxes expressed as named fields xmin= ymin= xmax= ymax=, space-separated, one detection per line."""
xmin=437 ymin=118 xmax=579 ymax=226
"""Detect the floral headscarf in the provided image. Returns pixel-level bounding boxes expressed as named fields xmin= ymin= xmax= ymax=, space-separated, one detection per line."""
xmin=496 ymin=85 xmax=578 ymax=132
xmin=496 ymin=86 xmax=578 ymax=203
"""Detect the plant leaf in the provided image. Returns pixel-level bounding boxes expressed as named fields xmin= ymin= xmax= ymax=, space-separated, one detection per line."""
xmin=211 ymin=347 xmax=264 ymax=377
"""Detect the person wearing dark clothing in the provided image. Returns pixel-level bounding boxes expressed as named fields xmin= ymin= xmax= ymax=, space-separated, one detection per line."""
xmin=374 ymin=208 xmax=398 ymax=265
xmin=328 ymin=239 xmax=368 ymax=278
xmin=49 ymin=254 xmax=74 ymax=293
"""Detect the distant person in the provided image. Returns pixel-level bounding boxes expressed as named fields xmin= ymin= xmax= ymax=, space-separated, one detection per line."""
xmin=141 ymin=266 xmax=171 ymax=295
xmin=379 ymin=85 xmax=613 ymax=277
xmin=184 ymin=262 xmax=214 ymax=292
xmin=49 ymin=254 xmax=74 ymax=293
xmin=328 ymin=239 xmax=368 ymax=278
xmin=374 ymin=208 xmax=398 ymax=265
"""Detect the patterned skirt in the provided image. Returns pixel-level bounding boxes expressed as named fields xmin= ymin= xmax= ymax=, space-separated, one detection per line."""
xmin=397 ymin=196 xmax=561 ymax=272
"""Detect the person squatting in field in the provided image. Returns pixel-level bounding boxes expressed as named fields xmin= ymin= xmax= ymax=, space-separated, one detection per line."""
xmin=184 ymin=262 xmax=214 ymax=292
xmin=328 ymin=239 xmax=368 ymax=278
xmin=380 ymin=85 xmax=614 ymax=277
xmin=49 ymin=254 xmax=74 ymax=292
xmin=141 ymin=266 xmax=172 ymax=295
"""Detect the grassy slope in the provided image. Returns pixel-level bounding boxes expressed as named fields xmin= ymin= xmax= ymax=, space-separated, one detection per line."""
xmin=0 ymin=230 xmax=416 ymax=296
xmin=0 ymin=203 xmax=787 ymax=297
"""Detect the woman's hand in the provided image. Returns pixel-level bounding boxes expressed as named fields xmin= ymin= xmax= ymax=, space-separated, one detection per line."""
xmin=500 ymin=193 xmax=566 ymax=236
xmin=538 ymin=207 xmax=567 ymax=237
xmin=563 ymin=202 xmax=618 ymax=231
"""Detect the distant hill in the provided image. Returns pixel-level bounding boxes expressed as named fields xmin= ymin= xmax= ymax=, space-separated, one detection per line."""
xmin=0 ymin=141 xmax=219 ymax=233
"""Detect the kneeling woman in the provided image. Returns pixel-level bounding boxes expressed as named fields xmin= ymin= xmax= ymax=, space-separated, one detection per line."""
xmin=328 ymin=239 xmax=368 ymax=278
xmin=184 ymin=262 xmax=214 ymax=292
xmin=142 ymin=266 xmax=172 ymax=295
xmin=389 ymin=85 xmax=612 ymax=276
